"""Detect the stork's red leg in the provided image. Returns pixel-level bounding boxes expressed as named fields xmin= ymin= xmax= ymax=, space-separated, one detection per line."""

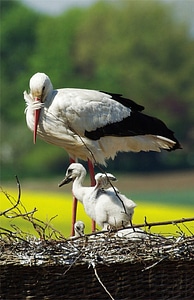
xmin=71 ymin=194 xmax=78 ymax=236
xmin=88 ymin=159 xmax=96 ymax=232
xmin=70 ymin=157 xmax=77 ymax=236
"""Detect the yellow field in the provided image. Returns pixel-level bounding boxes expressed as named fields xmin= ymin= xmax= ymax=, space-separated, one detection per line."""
xmin=0 ymin=188 xmax=194 ymax=238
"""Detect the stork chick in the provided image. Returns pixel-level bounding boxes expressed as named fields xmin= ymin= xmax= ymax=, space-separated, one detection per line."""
xmin=59 ymin=163 xmax=136 ymax=231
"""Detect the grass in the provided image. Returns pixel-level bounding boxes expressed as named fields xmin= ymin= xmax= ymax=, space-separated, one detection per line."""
xmin=1 ymin=187 xmax=194 ymax=238
xmin=129 ymin=189 xmax=194 ymax=206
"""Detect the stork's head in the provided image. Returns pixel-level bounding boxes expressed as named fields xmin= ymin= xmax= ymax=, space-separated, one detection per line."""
xmin=58 ymin=163 xmax=87 ymax=187
xmin=30 ymin=72 xmax=52 ymax=102
xmin=29 ymin=72 xmax=53 ymax=143
xmin=95 ymin=172 xmax=117 ymax=189
xmin=74 ymin=221 xmax=85 ymax=237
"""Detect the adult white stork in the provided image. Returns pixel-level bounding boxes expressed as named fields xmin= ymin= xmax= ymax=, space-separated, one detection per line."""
xmin=24 ymin=72 xmax=181 ymax=234
xmin=59 ymin=163 xmax=136 ymax=230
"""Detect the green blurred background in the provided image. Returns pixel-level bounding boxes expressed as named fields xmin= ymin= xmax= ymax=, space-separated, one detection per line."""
xmin=1 ymin=0 xmax=194 ymax=181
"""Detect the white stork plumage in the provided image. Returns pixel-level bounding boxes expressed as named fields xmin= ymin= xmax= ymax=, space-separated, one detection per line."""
xmin=116 ymin=227 xmax=148 ymax=240
xmin=58 ymin=163 xmax=136 ymax=230
xmin=94 ymin=172 xmax=117 ymax=190
xmin=24 ymin=72 xmax=181 ymax=235
xmin=73 ymin=220 xmax=85 ymax=237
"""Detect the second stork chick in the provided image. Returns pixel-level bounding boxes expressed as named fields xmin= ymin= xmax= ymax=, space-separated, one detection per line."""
xmin=59 ymin=163 xmax=136 ymax=231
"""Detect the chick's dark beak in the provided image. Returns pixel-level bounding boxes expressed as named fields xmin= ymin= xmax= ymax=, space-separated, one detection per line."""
xmin=58 ymin=175 xmax=73 ymax=187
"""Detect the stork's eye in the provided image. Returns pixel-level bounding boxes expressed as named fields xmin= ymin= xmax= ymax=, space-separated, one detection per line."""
xmin=67 ymin=168 xmax=73 ymax=176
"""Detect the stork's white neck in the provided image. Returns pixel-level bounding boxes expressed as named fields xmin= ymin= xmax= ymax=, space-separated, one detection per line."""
xmin=72 ymin=174 xmax=86 ymax=203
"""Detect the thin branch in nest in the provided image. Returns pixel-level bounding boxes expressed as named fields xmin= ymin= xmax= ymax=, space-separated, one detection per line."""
xmin=91 ymin=261 xmax=115 ymax=300
xmin=174 ymin=222 xmax=185 ymax=235
xmin=1 ymin=176 xmax=66 ymax=241
xmin=43 ymin=215 xmax=66 ymax=240
xmin=0 ymin=176 xmax=37 ymax=219
xmin=15 ymin=175 xmax=21 ymax=201
xmin=60 ymin=252 xmax=83 ymax=276
xmin=10 ymin=224 xmax=32 ymax=239
xmin=182 ymin=222 xmax=193 ymax=236
xmin=4 ymin=208 xmax=38 ymax=219
xmin=0 ymin=176 xmax=21 ymax=216
xmin=81 ymin=217 xmax=194 ymax=238
xmin=142 ymin=256 xmax=167 ymax=272
xmin=131 ymin=217 xmax=194 ymax=230
xmin=0 ymin=226 xmax=30 ymax=243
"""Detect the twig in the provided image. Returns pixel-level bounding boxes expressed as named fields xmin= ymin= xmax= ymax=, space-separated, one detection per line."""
xmin=3 ymin=208 xmax=38 ymax=219
xmin=91 ymin=261 xmax=115 ymax=300
xmin=182 ymin=222 xmax=193 ymax=236
xmin=81 ymin=217 xmax=194 ymax=238
xmin=142 ymin=256 xmax=167 ymax=272
xmin=123 ymin=217 xmax=194 ymax=230
xmin=43 ymin=215 xmax=66 ymax=240
xmin=1 ymin=178 xmax=66 ymax=240
xmin=98 ymin=171 xmax=128 ymax=215
xmin=15 ymin=175 xmax=21 ymax=201
xmin=0 ymin=226 xmax=30 ymax=243
xmin=0 ymin=176 xmax=21 ymax=216
xmin=61 ymin=252 xmax=83 ymax=276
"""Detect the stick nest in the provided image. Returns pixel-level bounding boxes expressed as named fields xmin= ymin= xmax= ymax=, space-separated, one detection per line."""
xmin=1 ymin=176 xmax=194 ymax=269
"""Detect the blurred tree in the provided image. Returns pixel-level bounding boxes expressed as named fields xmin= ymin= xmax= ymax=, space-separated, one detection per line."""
xmin=73 ymin=1 xmax=194 ymax=108
xmin=0 ymin=1 xmax=44 ymax=179
xmin=1 ymin=1 xmax=40 ymax=122
xmin=28 ymin=8 xmax=85 ymax=87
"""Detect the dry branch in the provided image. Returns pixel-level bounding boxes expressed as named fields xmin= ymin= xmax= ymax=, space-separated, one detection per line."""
xmin=80 ymin=216 xmax=194 ymax=239
xmin=91 ymin=261 xmax=115 ymax=300
xmin=0 ymin=176 xmax=66 ymax=240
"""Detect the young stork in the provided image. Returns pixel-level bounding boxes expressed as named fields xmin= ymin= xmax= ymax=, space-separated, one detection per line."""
xmin=73 ymin=221 xmax=85 ymax=237
xmin=59 ymin=163 xmax=136 ymax=230
xmin=94 ymin=172 xmax=117 ymax=190
xmin=24 ymin=72 xmax=181 ymax=234
xmin=116 ymin=227 xmax=148 ymax=241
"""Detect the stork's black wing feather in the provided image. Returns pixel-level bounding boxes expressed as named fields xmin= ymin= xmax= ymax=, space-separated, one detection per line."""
xmin=85 ymin=111 xmax=181 ymax=151
xmin=100 ymin=91 xmax=144 ymax=112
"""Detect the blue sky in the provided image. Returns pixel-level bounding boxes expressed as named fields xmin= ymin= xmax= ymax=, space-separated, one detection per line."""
xmin=20 ymin=0 xmax=98 ymax=15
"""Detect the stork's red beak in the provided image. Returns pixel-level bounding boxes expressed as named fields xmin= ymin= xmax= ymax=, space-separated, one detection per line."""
xmin=33 ymin=97 xmax=41 ymax=144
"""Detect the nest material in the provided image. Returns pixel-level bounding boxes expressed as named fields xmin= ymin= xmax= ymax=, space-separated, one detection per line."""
xmin=1 ymin=232 xmax=194 ymax=267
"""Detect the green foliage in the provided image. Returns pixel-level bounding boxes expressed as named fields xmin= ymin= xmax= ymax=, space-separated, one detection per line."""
xmin=28 ymin=8 xmax=85 ymax=87
xmin=1 ymin=1 xmax=40 ymax=123
xmin=1 ymin=0 xmax=194 ymax=179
